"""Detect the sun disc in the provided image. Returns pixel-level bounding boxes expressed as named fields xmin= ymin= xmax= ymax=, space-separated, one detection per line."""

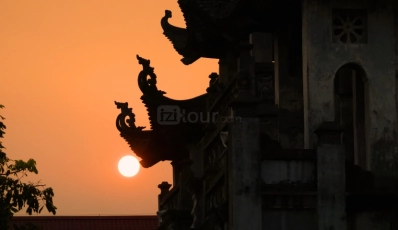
xmin=118 ymin=155 xmax=140 ymax=177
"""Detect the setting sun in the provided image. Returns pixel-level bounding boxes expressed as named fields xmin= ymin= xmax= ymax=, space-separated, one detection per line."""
xmin=118 ymin=155 xmax=140 ymax=177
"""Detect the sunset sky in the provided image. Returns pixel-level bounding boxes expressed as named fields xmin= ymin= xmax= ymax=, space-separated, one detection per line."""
xmin=0 ymin=1 xmax=217 ymax=215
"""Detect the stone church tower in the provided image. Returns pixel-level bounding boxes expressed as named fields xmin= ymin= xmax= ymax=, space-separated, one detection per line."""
xmin=115 ymin=0 xmax=398 ymax=229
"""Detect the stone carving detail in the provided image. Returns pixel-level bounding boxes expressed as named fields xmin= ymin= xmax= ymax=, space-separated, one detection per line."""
xmin=255 ymin=63 xmax=274 ymax=102
xmin=205 ymin=178 xmax=227 ymax=213
xmin=186 ymin=178 xmax=203 ymax=229
xmin=205 ymin=133 xmax=228 ymax=169
xmin=235 ymin=70 xmax=251 ymax=90
xmin=207 ymin=73 xmax=226 ymax=94
xmin=115 ymin=101 xmax=145 ymax=132
xmin=162 ymin=189 xmax=179 ymax=210
xmin=136 ymin=55 xmax=166 ymax=96
xmin=257 ymin=74 xmax=274 ymax=102
xmin=165 ymin=197 xmax=178 ymax=210
xmin=219 ymin=131 xmax=228 ymax=148
xmin=158 ymin=182 xmax=172 ymax=197
xmin=216 ymin=90 xmax=237 ymax=120
xmin=158 ymin=182 xmax=179 ymax=211
xmin=208 ymin=78 xmax=239 ymax=121
xmin=332 ymin=9 xmax=367 ymax=44
xmin=207 ymin=73 xmax=226 ymax=110
xmin=262 ymin=119 xmax=278 ymax=140
xmin=156 ymin=209 xmax=167 ymax=224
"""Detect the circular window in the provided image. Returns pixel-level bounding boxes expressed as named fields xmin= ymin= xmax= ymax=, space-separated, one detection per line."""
xmin=333 ymin=10 xmax=367 ymax=44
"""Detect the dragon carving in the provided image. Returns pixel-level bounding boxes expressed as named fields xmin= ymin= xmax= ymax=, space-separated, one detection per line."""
xmin=136 ymin=55 xmax=166 ymax=96
xmin=115 ymin=101 xmax=145 ymax=132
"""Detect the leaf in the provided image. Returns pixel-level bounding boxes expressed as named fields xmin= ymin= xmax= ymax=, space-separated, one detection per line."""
xmin=10 ymin=207 xmax=18 ymax=213
xmin=0 ymin=104 xmax=57 ymax=223
xmin=27 ymin=207 xmax=32 ymax=215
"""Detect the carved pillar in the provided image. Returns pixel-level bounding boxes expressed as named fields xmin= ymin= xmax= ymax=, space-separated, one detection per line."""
xmin=250 ymin=32 xmax=275 ymax=104
xmin=228 ymin=114 xmax=262 ymax=230
xmin=274 ymin=26 xmax=304 ymax=148
xmin=315 ymin=122 xmax=346 ymax=230
xmin=179 ymin=159 xmax=194 ymax=211
xmin=208 ymin=73 xmax=219 ymax=87
xmin=158 ymin=182 xmax=172 ymax=210
xmin=171 ymin=160 xmax=181 ymax=186
xmin=228 ymin=70 xmax=262 ymax=230
xmin=186 ymin=177 xmax=203 ymax=230
xmin=250 ymin=32 xmax=273 ymax=63
xmin=189 ymin=143 xmax=203 ymax=179
xmin=219 ymin=59 xmax=230 ymax=84
xmin=224 ymin=50 xmax=238 ymax=82
xmin=207 ymin=73 xmax=226 ymax=110
xmin=237 ymin=40 xmax=256 ymax=97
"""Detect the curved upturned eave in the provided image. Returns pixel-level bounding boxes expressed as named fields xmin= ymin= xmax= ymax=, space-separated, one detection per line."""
xmin=119 ymin=130 xmax=159 ymax=168
xmin=125 ymin=91 xmax=208 ymax=168
xmin=119 ymin=55 xmax=209 ymax=168
xmin=141 ymin=92 xmax=208 ymax=130
xmin=120 ymin=125 xmax=200 ymax=168
xmin=161 ymin=10 xmax=188 ymax=54
xmin=160 ymin=10 xmax=202 ymax=65
xmin=120 ymin=128 xmax=190 ymax=168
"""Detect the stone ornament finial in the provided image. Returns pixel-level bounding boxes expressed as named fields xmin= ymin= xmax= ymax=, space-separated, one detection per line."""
xmin=206 ymin=73 xmax=225 ymax=93
xmin=164 ymin=10 xmax=172 ymax=19
xmin=136 ymin=55 xmax=166 ymax=96
xmin=114 ymin=101 xmax=145 ymax=132
xmin=158 ymin=181 xmax=172 ymax=195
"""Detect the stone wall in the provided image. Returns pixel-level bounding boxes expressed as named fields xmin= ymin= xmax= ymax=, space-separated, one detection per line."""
xmin=302 ymin=0 xmax=398 ymax=176
xmin=276 ymin=12 xmax=305 ymax=148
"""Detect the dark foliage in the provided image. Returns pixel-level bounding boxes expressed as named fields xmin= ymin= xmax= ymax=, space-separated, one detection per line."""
xmin=0 ymin=105 xmax=56 ymax=229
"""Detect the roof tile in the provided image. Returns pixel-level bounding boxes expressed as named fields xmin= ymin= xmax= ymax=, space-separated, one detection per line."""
xmin=11 ymin=216 xmax=158 ymax=230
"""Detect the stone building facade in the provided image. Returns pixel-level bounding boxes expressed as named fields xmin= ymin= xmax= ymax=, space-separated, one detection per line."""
xmin=115 ymin=0 xmax=398 ymax=229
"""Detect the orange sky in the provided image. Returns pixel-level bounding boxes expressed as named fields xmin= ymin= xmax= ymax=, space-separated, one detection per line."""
xmin=0 ymin=1 xmax=217 ymax=215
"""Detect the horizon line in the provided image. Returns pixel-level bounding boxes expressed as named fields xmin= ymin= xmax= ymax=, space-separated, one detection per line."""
xmin=13 ymin=213 xmax=157 ymax=216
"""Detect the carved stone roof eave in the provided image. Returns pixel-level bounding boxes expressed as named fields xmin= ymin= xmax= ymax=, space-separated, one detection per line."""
xmin=163 ymin=0 xmax=299 ymax=64
xmin=141 ymin=93 xmax=208 ymax=131
xmin=114 ymin=101 xmax=161 ymax=168
xmin=161 ymin=10 xmax=189 ymax=55
xmin=118 ymin=130 xmax=158 ymax=168
xmin=135 ymin=55 xmax=209 ymax=160
xmin=136 ymin=54 xmax=209 ymax=130
xmin=161 ymin=10 xmax=214 ymax=65
xmin=115 ymin=55 xmax=209 ymax=168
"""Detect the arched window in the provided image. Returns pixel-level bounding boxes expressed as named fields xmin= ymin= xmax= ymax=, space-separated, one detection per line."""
xmin=334 ymin=64 xmax=368 ymax=169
